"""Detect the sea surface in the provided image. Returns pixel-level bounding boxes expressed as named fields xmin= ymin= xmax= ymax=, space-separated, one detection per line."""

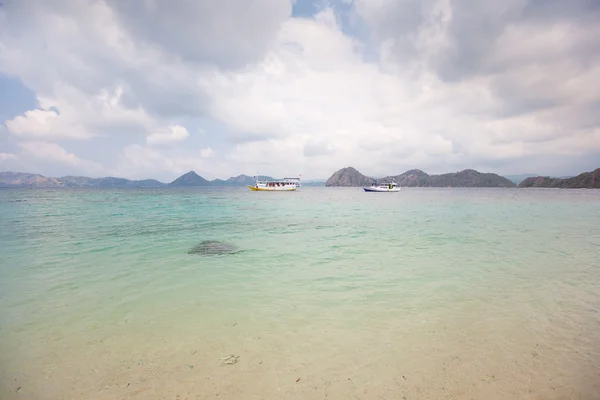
xmin=1 ymin=187 xmax=599 ymax=400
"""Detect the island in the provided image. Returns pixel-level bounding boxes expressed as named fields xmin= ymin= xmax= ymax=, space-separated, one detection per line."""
xmin=0 ymin=171 xmax=273 ymax=188
xmin=518 ymin=168 xmax=600 ymax=188
xmin=325 ymin=167 xmax=516 ymax=188
xmin=0 ymin=172 xmax=165 ymax=188
xmin=3 ymin=167 xmax=598 ymax=189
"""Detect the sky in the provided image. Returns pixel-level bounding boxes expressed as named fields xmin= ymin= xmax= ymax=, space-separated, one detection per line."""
xmin=0 ymin=0 xmax=599 ymax=182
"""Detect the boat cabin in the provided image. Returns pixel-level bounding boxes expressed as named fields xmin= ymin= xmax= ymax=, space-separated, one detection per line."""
xmin=255 ymin=177 xmax=301 ymax=187
xmin=370 ymin=182 xmax=398 ymax=189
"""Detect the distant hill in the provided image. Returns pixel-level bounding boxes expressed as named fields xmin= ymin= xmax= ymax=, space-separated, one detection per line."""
xmin=225 ymin=174 xmax=257 ymax=186
xmin=505 ymin=174 xmax=539 ymax=184
xmin=169 ymin=171 xmax=211 ymax=186
xmin=425 ymin=169 xmax=516 ymax=187
xmin=379 ymin=169 xmax=430 ymax=187
xmin=211 ymin=174 xmax=274 ymax=186
xmin=0 ymin=172 xmax=63 ymax=188
xmin=0 ymin=171 xmax=165 ymax=188
xmin=0 ymin=171 xmax=280 ymax=188
xmin=518 ymin=168 xmax=600 ymax=188
xmin=325 ymin=167 xmax=374 ymax=187
xmin=325 ymin=167 xmax=516 ymax=187
xmin=60 ymin=176 xmax=164 ymax=188
xmin=172 ymin=172 xmax=275 ymax=186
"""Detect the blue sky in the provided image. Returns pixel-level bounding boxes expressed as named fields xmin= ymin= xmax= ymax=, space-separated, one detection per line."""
xmin=1 ymin=0 xmax=599 ymax=181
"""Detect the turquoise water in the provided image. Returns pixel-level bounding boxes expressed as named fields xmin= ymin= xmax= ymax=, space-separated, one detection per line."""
xmin=1 ymin=187 xmax=599 ymax=399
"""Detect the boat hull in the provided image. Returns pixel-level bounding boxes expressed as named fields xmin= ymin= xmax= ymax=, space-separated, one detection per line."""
xmin=248 ymin=185 xmax=297 ymax=191
xmin=363 ymin=187 xmax=401 ymax=192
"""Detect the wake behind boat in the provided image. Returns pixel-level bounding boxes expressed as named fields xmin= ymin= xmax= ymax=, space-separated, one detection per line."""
xmin=363 ymin=180 xmax=401 ymax=192
xmin=248 ymin=177 xmax=300 ymax=191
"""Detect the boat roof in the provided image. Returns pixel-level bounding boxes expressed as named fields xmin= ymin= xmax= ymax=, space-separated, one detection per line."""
xmin=257 ymin=177 xmax=300 ymax=182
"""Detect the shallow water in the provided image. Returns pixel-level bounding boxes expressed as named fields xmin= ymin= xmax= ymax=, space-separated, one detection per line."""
xmin=1 ymin=187 xmax=599 ymax=399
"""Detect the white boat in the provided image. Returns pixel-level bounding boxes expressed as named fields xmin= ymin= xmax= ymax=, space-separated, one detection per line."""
xmin=248 ymin=177 xmax=300 ymax=191
xmin=363 ymin=180 xmax=401 ymax=192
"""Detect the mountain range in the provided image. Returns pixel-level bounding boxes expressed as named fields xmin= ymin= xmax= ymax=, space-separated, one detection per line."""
xmin=2 ymin=167 xmax=598 ymax=188
xmin=0 ymin=171 xmax=273 ymax=188
xmin=325 ymin=167 xmax=517 ymax=188
xmin=518 ymin=168 xmax=600 ymax=188
xmin=169 ymin=171 xmax=275 ymax=187
xmin=504 ymin=174 xmax=539 ymax=184
xmin=0 ymin=172 xmax=166 ymax=188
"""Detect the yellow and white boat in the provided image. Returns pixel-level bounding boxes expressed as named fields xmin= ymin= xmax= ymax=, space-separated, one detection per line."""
xmin=248 ymin=177 xmax=300 ymax=191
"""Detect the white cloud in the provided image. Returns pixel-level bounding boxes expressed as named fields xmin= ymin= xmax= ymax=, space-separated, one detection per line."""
xmin=198 ymin=4 xmax=600 ymax=176
xmin=4 ymin=86 xmax=157 ymax=140
xmin=105 ymin=0 xmax=293 ymax=67
xmin=304 ymin=139 xmax=335 ymax=157
xmin=196 ymin=10 xmax=476 ymax=175
xmin=147 ymin=125 xmax=190 ymax=146
xmin=6 ymin=109 xmax=89 ymax=140
xmin=0 ymin=0 xmax=599 ymax=179
xmin=200 ymin=147 xmax=214 ymax=158
xmin=116 ymin=144 xmax=227 ymax=181
xmin=0 ymin=153 xmax=18 ymax=161
xmin=18 ymin=141 xmax=103 ymax=174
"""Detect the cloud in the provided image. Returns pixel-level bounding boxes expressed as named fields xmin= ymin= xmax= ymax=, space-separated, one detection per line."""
xmin=18 ymin=141 xmax=103 ymax=174
xmin=200 ymin=147 xmax=214 ymax=158
xmin=6 ymin=109 xmax=89 ymax=140
xmin=353 ymin=0 xmax=600 ymax=123
xmin=303 ymin=139 xmax=335 ymax=157
xmin=4 ymin=86 xmax=158 ymax=140
xmin=115 ymin=144 xmax=225 ymax=181
xmin=0 ymin=0 xmax=207 ymax=123
xmin=0 ymin=152 xmax=18 ymax=161
xmin=4 ymin=85 xmax=197 ymax=149
xmin=106 ymin=0 xmax=293 ymax=67
xmin=0 ymin=0 xmax=599 ymax=179
xmin=147 ymin=125 xmax=190 ymax=146
xmin=196 ymin=9 xmax=521 ymax=175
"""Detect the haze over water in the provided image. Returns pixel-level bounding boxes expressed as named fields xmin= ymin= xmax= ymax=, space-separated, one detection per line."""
xmin=1 ymin=187 xmax=599 ymax=399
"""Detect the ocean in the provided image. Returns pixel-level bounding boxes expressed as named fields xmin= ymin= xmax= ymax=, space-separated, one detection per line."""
xmin=1 ymin=187 xmax=599 ymax=399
